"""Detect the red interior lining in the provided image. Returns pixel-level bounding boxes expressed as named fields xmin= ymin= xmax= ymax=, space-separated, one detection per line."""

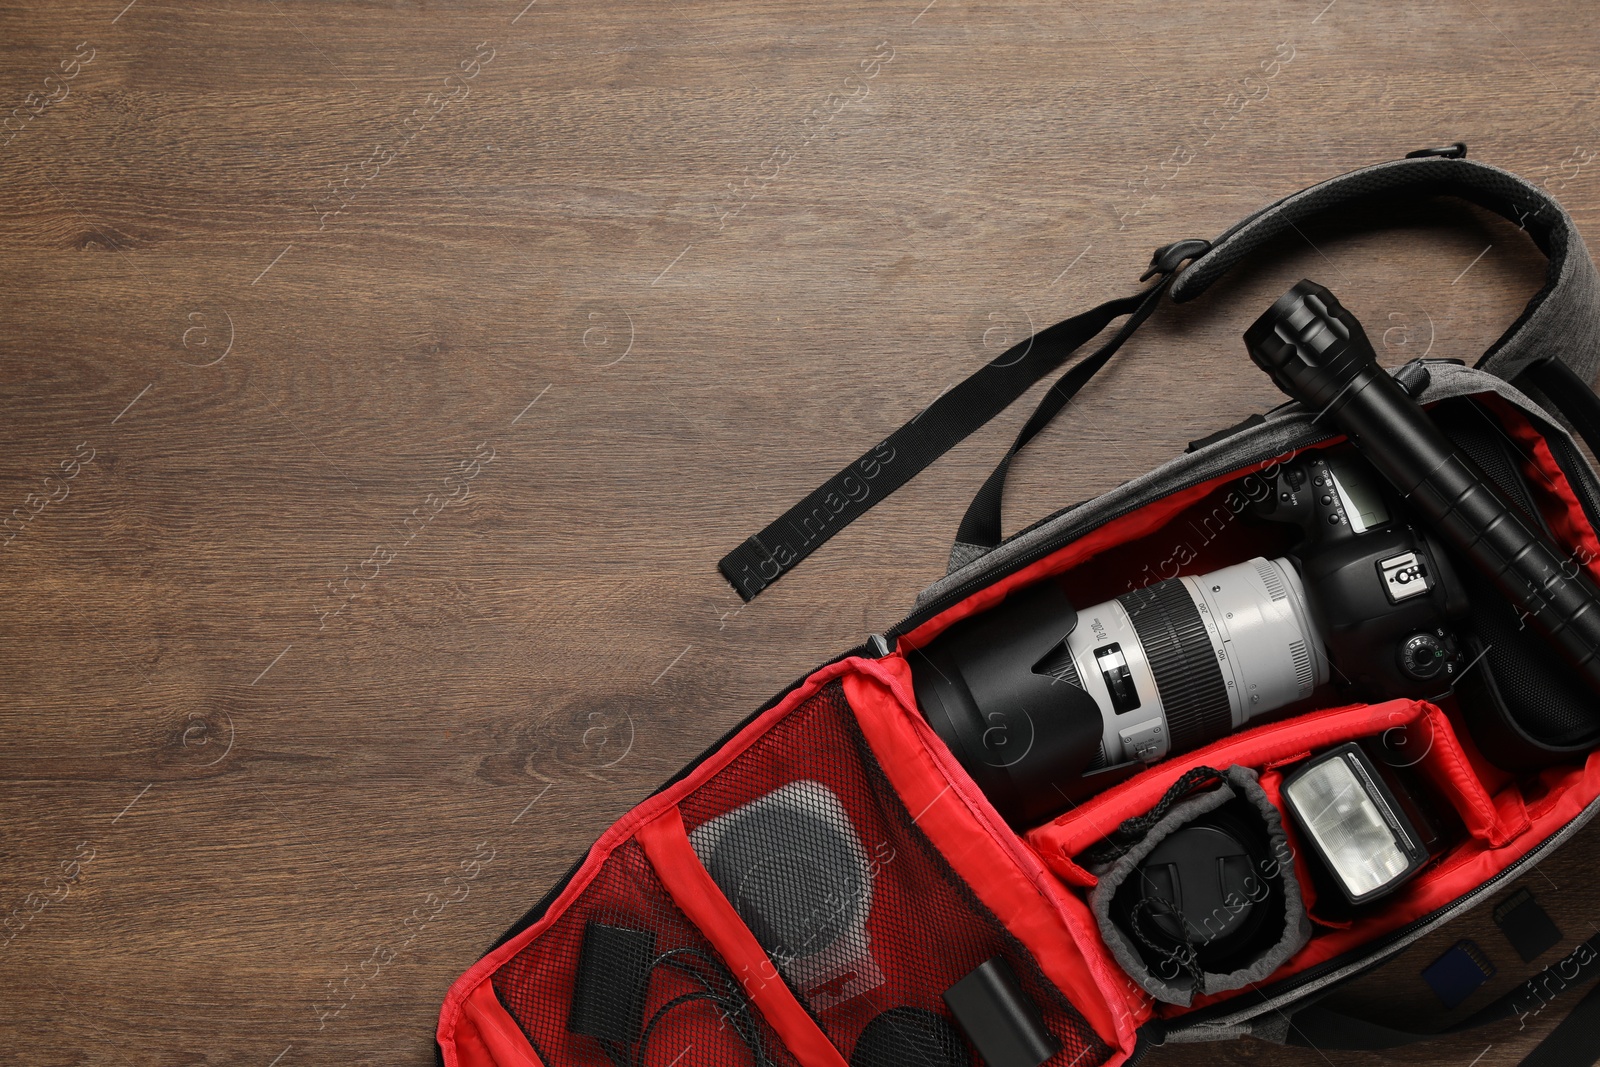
xmin=882 ymin=395 xmax=1600 ymax=1025
xmin=1483 ymin=394 xmax=1600 ymax=584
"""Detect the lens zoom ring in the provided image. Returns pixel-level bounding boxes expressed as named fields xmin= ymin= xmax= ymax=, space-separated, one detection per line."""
xmin=1117 ymin=579 xmax=1233 ymax=753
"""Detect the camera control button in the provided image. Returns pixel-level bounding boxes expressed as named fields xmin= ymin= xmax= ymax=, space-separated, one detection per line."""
xmin=1119 ymin=721 xmax=1166 ymax=761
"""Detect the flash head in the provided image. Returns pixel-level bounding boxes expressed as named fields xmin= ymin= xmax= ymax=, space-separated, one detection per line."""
xmin=1282 ymin=742 xmax=1430 ymax=904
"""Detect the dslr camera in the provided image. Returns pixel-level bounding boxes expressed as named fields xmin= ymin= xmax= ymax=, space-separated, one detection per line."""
xmin=912 ymin=448 xmax=1468 ymax=827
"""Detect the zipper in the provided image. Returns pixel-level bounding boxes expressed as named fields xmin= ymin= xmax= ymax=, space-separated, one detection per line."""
xmin=1544 ymin=432 xmax=1600 ymax=531
xmin=1163 ymin=790 xmax=1600 ymax=1035
xmin=877 ymin=378 xmax=1600 ymax=652
xmin=876 ymin=420 xmax=1335 ymax=647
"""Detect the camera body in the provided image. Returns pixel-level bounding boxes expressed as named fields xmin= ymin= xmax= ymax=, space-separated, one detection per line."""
xmin=1252 ymin=450 xmax=1470 ymax=701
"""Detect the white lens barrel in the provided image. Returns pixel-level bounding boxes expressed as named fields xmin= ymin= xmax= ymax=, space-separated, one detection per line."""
xmin=1184 ymin=557 xmax=1328 ymax=728
xmin=1061 ymin=557 xmax=1327 ymax=766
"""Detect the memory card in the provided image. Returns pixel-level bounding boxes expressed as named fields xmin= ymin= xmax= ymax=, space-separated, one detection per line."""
xmin=1421 ymin=939 xmax=1495 ymax=1009
xmin=1494 ymin=887 xmax=1563 ymax=963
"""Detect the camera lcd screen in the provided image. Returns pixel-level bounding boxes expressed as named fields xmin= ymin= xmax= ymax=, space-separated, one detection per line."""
xmin=1326 ymin=456 xmax=1391 ymax=533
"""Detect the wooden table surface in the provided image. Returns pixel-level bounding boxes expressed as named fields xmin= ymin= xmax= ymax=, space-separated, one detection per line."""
xmin=4 ymin=1 xmax=1599 ymax=1064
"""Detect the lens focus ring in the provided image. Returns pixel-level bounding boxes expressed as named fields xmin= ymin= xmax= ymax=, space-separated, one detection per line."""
xmin=1117 ymin=579 xmax=1234 ymax=754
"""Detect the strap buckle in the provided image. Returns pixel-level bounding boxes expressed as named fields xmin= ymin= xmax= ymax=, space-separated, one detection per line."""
xmin=1405 ymin=142 xmax=1468 ymax=159
xmin=1141 ymin=237 xmax=1212 ymax=281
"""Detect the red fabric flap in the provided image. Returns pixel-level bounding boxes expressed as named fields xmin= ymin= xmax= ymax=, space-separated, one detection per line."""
xmin=449 ymin=980 xmax=545 ymax=1067
xmin=636 ymin=808 xmax=851 ymax=1067
xmin=843 ymin=662 xmax=1142 ymax=1052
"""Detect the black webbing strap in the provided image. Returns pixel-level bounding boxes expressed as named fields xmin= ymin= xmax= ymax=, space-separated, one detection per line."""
xmin=1522 ymin=980 xmax=1600 ymax=1067
xmin=953 ymin=274 xmax=1170 ymax=553
xmin=1518 ymin=355 xmax=1600 ymax=461
xmin=718 ymin=271 xmax=1176 ymax=601
xmin=1283 ymin=933 xmax=1600 ymax=1061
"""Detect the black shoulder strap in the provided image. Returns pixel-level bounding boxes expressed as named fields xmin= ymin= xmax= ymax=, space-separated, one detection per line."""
xmin=948 ymin=267 xmax=1173 ymax=563
xmin=1523 ymin=982 xmax=1600 ymax=1067
xmin=1279 ymin=933 xmax=1600 ymax=1064
xmin=721 ymin=146 xmax=1600 ymax=600
xmin=716 ymin=243 xmax=1202 ymax=601
xmin=1169 ymin=147 xmax=1600 ymax=387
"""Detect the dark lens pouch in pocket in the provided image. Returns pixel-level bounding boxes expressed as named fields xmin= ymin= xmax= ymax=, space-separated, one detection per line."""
xmin=1085 ymin=766 xmax=1311 ymax=1007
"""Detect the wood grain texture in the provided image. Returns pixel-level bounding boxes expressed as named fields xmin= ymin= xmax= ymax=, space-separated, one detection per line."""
xmin=2 ymin=0 xmax=1599 ymax=1063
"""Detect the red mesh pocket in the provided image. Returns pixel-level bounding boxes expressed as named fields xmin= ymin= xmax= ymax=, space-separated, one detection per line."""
xmin=677 ymin=681 xmax=1114 ymax=1067
xmin=492 ymin=838 xmax=803 ymax=1067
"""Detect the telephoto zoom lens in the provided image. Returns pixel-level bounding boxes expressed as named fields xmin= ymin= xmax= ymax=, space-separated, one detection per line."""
xmin=912 ymin=557 xmax=1328 ymax=826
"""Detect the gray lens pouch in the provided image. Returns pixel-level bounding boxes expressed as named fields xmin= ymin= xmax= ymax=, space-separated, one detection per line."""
xmin=1086 ymin=765 xmax=1312 ymax=1007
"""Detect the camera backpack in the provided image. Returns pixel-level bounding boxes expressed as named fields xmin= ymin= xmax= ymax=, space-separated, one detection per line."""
xmin=436 ymin=148 xmax=1600 ymax=1067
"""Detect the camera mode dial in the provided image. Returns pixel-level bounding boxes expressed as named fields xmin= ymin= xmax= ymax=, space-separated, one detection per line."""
xmin=1398 ymin=629 xmax=1461 ymax=683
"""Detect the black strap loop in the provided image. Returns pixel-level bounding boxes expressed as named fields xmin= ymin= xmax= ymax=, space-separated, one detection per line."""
xmin=952 ymin=272 xmax=1173 ymax=556
xmin=718 ymin=275 xmax=1172 ymax=601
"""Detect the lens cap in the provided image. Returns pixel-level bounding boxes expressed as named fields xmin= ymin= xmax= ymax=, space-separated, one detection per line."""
xmin=1139 ymin=824 xmax=1257 ymax=941
xmin=1112 ymin=800 xmax=1282 ymax=976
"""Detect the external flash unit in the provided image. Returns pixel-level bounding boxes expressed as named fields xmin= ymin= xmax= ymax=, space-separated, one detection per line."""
xmin=1282 ymin=742 xmax=1431 ymax=905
